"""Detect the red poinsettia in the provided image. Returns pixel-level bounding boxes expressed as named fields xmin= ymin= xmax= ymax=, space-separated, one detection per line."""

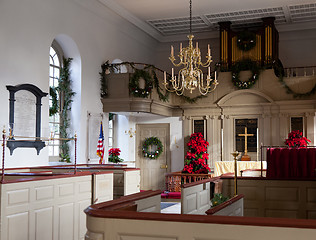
xmin=182 ymin=132 xmax=210 ymax=174
xmin=108 ymin=148 xmax=124 ymax=163
xmin=285 ymin=130 xmax=311 ymax=148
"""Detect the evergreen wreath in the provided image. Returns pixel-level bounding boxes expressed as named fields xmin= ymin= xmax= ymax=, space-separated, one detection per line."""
xmin=272 ymin=59 xmax=316 ymax=98
xmin=236 ymin=30 xmax=256 ymax=52
xmin=49 ymin=86 xmax=58 ymax=116
xmin=129 ymin=69 xmax=153 ymax=98
xmin=231 ymin=59 xmax=261 ymax=89
xmin=142 ymin=137 xmax=163 ymax=159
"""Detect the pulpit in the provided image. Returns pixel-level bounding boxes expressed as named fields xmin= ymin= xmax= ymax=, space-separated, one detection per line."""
xmin=266 ymin=148 xmax=316 ymax=178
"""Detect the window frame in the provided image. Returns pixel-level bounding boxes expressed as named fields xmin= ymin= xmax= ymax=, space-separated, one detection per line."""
xmin=49 ymin=40 xmax=64 ymax=161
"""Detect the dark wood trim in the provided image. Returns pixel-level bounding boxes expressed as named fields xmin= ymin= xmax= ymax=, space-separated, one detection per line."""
xmin=85 ymin=200 xmax=316 ymax=230
xmin=182 ymin=177 xmax=220 ymax=188
xmin=0 ymin=171 xmax=96 ymax=184
xmin=206 ymin=194 xmax=244 ymax=215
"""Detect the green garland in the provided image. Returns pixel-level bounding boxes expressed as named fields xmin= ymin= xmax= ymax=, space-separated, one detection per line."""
xmin=236 ymin=31 xmax=256 ymax=52
xmin=142 ymin=137 xmax=163 ymax=159
xmin=231 ymin=59 xmax=261 ymax=89
xmin=181 ymin=95 xmax=206 ymax=103
xmin=272 ymin=59 xmax=316 ymax=98
xmin=100 ymin=62 xmax=169 ymax=101
xmin=99 ymin=61 xmax=208 ymax=103
xmin=99 ymin=60 xmax=120 ymax=97
xmin=129 ymin=69 xmax=153 ymax=98
xmin=49 ymin=86 xmax=58 ymax=116
xmin=59 ymin=57 xmax=76 ymax=163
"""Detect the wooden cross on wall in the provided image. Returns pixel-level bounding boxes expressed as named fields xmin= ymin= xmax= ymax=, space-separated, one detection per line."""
xmin=238 ymin=127 xmax=254 ymax=160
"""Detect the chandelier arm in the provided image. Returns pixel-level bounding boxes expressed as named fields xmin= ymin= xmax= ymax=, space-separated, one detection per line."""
xmin=169 ymin=58 xmax=186 ymax=67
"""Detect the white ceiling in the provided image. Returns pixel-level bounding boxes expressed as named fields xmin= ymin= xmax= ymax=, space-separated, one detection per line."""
xmin=99 ymin=0 xmax=316 ymax=41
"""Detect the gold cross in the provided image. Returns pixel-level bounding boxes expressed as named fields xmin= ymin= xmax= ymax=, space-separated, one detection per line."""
xmin=238 ymin=127 xmax=254 ymax=155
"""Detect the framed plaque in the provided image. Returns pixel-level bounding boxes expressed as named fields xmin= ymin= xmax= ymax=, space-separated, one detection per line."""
xmin=6 ymin=84 xmax=48 ymax=155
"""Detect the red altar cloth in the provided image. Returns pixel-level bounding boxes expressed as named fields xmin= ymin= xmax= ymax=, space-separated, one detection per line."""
xmin=267 ymin=148 xmax=316 ymax=178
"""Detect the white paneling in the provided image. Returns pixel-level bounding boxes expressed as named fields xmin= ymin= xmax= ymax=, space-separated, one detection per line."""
xmin=79 ymin=181 xmax=91 ymax=194
xmin=120 ymin=236 xmax=176 ymax=240
xmin=124 ymin=170 xmax=140 ymax=196
xmin=7 ymin=212 xmax=29 ymax=240
xmin=7 ymin=189 xmax=29 ymax=206
xmin=182 ymin=182 xmax=211 ymax=215
xmin=94 ymin=173 xmax=113 ymax=203
xmin=58 ymin=183 xmax=75 ymax=197
xmin=58 ymin=203 xmax=74 ymax=240
xmin=35 ymin=186 xmax=54 ymax=201
xmin=1 ymin=175 xmax=93 ymax=240
xmin=35 ymin=207 xmax=53 ymax=240
xmin=79 ymin=200 xmax=91 ymax=240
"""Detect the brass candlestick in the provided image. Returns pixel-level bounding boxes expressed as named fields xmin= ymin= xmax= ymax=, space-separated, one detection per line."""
xmin=231 ymin=151 xmax=240 ymax=196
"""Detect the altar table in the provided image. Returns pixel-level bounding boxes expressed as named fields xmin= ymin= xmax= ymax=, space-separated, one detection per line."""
xmin=215 ymin=161 xmax=265 ymax=176
xmin=267 ymin=148 xmax=316 ymax=178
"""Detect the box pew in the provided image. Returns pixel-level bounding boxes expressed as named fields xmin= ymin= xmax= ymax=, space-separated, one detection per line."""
xmin=31 ymin=165 xmax=140 ymax=199
xmin=206 ymin=194 xmax=244 ymax=216
xmin=85 ymin=190 xmax=316 ymax=240
xmin=181 ymin=178 xmax=211 ymax=214
xmin=221 ymin=176 xmax=316 ymax=219
xmin=0 ymin=171 xmax=113 ymax=240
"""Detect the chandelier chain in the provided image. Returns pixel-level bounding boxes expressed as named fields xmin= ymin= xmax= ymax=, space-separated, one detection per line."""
xmin=190 ymin=0 xmax=192 ymax=34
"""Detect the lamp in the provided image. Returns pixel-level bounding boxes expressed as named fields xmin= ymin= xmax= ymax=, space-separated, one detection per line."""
xmin=163 ymin=0 xmax=218 ymax=96
xmin=125 ymin=128 xmax=136 ymax=138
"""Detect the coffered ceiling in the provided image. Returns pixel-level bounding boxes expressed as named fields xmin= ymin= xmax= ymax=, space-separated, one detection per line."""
xmin=99 ymin=0 xmax=316 ymax=41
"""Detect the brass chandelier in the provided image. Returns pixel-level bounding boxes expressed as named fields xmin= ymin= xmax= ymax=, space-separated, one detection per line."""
xmin=163 ymin=0 xmax=218 ymax=96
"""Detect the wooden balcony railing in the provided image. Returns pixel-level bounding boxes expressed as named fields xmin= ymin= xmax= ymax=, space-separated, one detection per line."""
xmin=165 ymin=171 xmax=214 ymax=192
xmin=284 ymin=66 xmax=316 ymax=78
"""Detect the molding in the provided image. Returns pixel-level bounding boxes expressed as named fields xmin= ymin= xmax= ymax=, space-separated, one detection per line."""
xmin=217 ymin=89 xmax=274 ymax=106
xmin=97 ymin=0 xmax=163 ymax=41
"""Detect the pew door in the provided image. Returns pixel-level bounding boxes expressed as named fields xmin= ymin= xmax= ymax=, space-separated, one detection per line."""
xmin=136 ymin=123 xmax=170 ymax=191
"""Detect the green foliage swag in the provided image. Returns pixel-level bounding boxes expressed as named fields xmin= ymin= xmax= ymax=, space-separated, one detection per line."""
xmin=211 ymin=193 xmax=229 ymax=207
xmin=59 ymin=57 xmax=76 ymax=162
xmin=272 ymin=59 xmax=316 ymax=98
xmin=142 ymin=137 xmax=164 ymax=159
xmin=99 ymin=61 xmax=209 ymax=103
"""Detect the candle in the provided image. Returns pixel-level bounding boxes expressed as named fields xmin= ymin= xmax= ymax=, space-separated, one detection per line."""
xmin=180 ymin=43 xmax=182 ymax=52
xmin=208 ymin=44 xmax=210 ymax=56
xmin=208 ymin=67 xmax=210 ymax=77
xmin=172 ymin=68 xmax=174 ymax=79
xmin=196 ymin=42 xmax=198 ymax=51
xmin=171 ymin=45 xmax=174 ymax=57
xmin=215 ymin=71 xmax=217 ymax=80
xmin=164 ymin=71 xmax=166 ymax=82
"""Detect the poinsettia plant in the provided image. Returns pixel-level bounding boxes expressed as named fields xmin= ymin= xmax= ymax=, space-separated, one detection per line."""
xmin=182 ymin=132 xmax=210 ymax=174
xmin=285 ymin=130 xmax=311 ymax=148
xmin=108 ymin=148 xmax=124 ymax=163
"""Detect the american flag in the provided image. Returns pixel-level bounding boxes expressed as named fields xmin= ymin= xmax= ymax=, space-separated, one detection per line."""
xmin=96 ymin=121 xmax=105 ymax=164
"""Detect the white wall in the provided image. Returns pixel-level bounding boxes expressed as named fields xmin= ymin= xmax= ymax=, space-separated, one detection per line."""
xmin=113 ymin=114 xmax=184 ymax=172
xmin=0 ymin=0 xmax=158 ymax=167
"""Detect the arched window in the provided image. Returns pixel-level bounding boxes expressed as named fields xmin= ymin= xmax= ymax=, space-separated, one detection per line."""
xmin=49 ymin=41 xmax=63 ymax=160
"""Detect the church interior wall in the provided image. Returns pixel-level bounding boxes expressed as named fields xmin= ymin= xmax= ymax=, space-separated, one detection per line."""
xmin=0 ymin=0 xmax=159 ymax=168
xmin=1 ymin=0 xmax=316 ymax=172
